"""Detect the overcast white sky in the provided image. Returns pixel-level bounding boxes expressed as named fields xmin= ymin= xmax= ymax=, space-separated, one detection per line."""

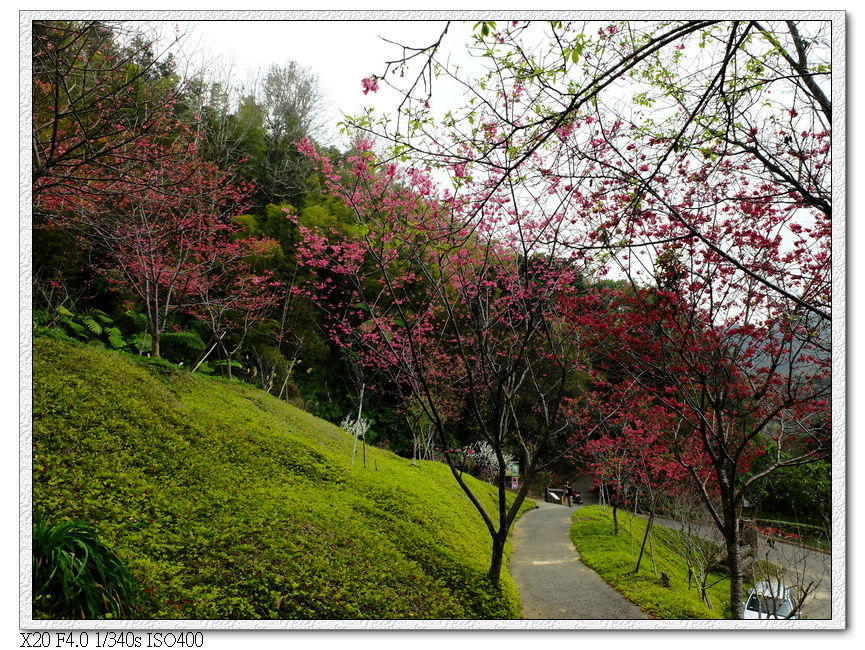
xmin=177 ymin=19 xmax=455 ymax=143
xmin=151 ymin=13 xmax=839 ymax=149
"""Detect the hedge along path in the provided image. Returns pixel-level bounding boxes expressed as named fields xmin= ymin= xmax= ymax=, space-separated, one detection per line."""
xmin=508 ymin=499 xmax=649 ymax=620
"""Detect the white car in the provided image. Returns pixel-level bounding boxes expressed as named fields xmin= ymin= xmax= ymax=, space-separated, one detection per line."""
xmin=743 ymin=581 xmax=801 ymax=619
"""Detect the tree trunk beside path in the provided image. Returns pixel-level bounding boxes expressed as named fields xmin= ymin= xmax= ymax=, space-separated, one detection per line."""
xmin=509 ymin=501 xmax=648 ymax=620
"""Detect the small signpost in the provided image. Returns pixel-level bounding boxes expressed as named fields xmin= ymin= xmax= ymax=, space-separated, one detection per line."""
xmin=505 ymin=462 xmax=519 ymax=489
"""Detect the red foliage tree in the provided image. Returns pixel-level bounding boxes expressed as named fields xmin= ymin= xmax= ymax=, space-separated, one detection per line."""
xmin=344 ymin=19 xmax=833 ymax=617
xmin=38 ymin=130 xmax=258 ymax=358
xmin=541 ymin=115 xmax=832 ymax=614
xmin=32 ymin=20 xmax=189 ymax=210
xmin=588 ymin=274 xmax=830 ymax=616
xmin=32 ymin=20 xmax=279 ymax=360
xmin=190 ymin=253 xmax=284 ymax=379
xmin=291 ymin=139 xmax=612 ymax=585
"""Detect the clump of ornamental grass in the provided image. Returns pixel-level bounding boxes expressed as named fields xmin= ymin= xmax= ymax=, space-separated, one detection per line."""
xmin=33 ymin=510 xmax=141 ymax=619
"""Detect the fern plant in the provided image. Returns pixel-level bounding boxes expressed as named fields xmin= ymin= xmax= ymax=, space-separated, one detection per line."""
xmin=32 ymin=510 xmax=141 ymax=619
xmin=161 ymin=330 xmax=206 ymax=351
xmin=79 ymin=309 xmax=109 ymax=336
xmin=35 ymin=305 xmax=127 ymax=349
xmin=35 ymin=304 xmax=161 ymax=354
xmin=104 ymin=326 xmax=127 ymax=350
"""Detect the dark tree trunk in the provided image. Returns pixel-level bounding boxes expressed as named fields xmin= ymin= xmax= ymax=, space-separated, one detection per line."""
xmin=726 ymin=534 xmax=745 ymax=619
xmin=635 ymin=491 xmax=662 ymax=573
xmin=488 ymin=530 xmax=508 ymax=585
xmin=700 ymin=575 xmax=714 ymax=610
xmin=723 ymin=498 xmax=745 ymax=619
xmin=635 ymin=510 xmax=656 ymax=573
xmin=150 ymin=327 xmax=161 ymax=359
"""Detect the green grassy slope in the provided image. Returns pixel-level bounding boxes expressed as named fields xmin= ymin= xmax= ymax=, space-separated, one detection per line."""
xmin=32 ymin=338 xmax=532 ymax=619
xmin=570 ymin=506 xmax=732 ymax=619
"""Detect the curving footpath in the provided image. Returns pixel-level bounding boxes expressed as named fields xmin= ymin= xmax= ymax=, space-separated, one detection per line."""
xmin=508 ymin=499 xmax=649 ymax=620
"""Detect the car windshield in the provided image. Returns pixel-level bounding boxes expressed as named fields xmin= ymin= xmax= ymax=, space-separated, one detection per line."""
xmin=746 ymin=594 xmax=794 ymax=618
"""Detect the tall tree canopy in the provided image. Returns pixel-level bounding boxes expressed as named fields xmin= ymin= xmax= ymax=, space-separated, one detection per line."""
xmin=348 ymin=20 xmax=832 ymax=322
xmin=341 ymin=18 xmax=834 ymax=616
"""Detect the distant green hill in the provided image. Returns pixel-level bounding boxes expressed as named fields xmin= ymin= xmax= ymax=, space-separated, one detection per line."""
xmin=31 ymin=338 xmax=532 ymax=619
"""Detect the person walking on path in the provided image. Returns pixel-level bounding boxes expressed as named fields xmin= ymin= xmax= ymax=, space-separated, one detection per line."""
xmin=509 ymin=500 xmax=648 ymax=619
xmin=563 ymin=481 xmax=573 ymax=507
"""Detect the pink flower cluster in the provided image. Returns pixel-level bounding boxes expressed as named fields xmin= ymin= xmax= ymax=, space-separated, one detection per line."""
xmin=361 ymin=77 xmax=379 ymax=95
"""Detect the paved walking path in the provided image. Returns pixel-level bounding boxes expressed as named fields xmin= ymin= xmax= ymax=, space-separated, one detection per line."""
xmin=508 ymin=499 xmax=649 ymax=620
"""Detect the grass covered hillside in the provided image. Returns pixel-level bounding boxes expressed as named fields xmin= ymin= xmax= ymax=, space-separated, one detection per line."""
xmin=570 ymin=507 xmax=732 ymax=619
xmin=32 ymin=338 xmax=533 ymax=619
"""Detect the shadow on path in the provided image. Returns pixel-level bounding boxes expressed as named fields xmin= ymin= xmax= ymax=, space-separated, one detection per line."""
xmin=508 ymin=500 xmax=648 ymax=620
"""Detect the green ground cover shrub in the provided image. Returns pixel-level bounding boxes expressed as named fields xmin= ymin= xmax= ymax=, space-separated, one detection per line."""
xmin=570 ymin=506 xmax=732 ymax=619
xmin=32 ymin=338 xmax=531 ymax=619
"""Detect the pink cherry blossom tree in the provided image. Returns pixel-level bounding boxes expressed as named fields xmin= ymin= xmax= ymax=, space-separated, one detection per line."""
xmin=291 ymin=139 xmax=614 ymax=585
xmin=190 ymin=254 xmax=283 ymax=379
xmin=38 ymin=131 xmax=259 ymax=359
xmin=346 ymin=20 xmax=833 ymax=616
